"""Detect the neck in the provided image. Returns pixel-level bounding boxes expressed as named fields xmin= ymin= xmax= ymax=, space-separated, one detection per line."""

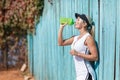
xmin=77 ymin=29 xmax=87 ymax=39
xmin=79 ymin=28 xmax=87 ymax=35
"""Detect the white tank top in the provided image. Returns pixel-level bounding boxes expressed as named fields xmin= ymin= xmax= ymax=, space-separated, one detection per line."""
xmin=71 ymin=32 xmax=90 ymax=55
xmin=71 ymin=33 xmax=91 ymax=80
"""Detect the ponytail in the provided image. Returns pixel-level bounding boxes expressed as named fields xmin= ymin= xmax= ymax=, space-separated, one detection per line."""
xmin=87 ymin=22 xmax=95 ymax=38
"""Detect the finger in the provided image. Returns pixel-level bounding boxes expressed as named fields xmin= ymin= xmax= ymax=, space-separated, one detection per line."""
xmin=70 ymin=50 xmax=73 ymax=55
xmin=63 ymin=22 xmax=68 ymax=26
xmin=60 ymin=22 xmax=67 ymax=26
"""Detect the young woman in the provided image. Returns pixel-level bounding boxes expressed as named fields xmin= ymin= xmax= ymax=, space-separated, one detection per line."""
xmin=58 ymin=13 xmax=98 ymax=80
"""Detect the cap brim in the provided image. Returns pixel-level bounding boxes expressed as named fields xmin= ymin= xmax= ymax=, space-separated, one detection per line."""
xmin=75 ymin=13 xmax=81 ymax=18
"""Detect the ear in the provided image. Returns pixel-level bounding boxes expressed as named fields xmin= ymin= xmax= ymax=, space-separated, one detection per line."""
xmin=83 ymin=22 xmax=87 ymax=27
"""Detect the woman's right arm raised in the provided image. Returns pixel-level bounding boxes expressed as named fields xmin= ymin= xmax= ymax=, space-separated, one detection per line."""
xmin=58 ymin=24 xmax=74 ymax=46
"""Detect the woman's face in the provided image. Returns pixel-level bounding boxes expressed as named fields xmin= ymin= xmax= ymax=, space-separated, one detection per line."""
xmin=75 ymin=17 xmax=84 ymax=29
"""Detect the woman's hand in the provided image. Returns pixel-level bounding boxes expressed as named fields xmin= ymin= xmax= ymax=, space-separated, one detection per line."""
xmin=60 ymin=23 xmax=67 ymax=28
xmin=70 ymin=49 xmax=78 ymax=56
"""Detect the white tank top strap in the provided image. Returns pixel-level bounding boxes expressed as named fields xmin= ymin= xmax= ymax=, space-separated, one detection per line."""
xmin=73 ymin=33 xmax=90 ymax=42
xmin=82 ymin=33 xmax=91 ymax=54
xmin=73 ymin=33 xmax=91 ymax=46
xmin=82 ymin=33 xmax=91 ymax=46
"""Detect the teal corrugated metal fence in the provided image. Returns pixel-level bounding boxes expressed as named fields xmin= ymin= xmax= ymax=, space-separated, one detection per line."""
xmin=27 ymin=0 xmax=120 ymax=80
xmin=99 ymin=0 xmax=120 ymax=80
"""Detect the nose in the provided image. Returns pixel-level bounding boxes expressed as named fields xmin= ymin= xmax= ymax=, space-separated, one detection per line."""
xmin=75 ymin=19 xmax=79 ymax=23
xmin=75 ymin=19 xmax=78 ymax=23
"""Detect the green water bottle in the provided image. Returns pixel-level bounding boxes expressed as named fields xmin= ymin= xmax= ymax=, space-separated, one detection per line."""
xmin=60 ymin=17 xmax=74 ymax=25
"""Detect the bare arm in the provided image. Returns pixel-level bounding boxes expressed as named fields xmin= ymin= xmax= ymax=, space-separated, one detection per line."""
xmin=58 ymin=24 xmax=74 ymax=46
xmin=70 ymin=36 xmax=98 ymax=61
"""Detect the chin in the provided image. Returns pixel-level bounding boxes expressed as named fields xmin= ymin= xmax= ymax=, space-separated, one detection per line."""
xmin=75 ymin=26 xmax=80 ymax=29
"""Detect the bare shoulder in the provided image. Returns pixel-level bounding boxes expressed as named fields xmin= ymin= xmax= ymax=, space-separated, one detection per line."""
xmin=87 ymin=35 xmax=94 ymax=41
xmin=85 ymin=35 xmax=95 ymax=46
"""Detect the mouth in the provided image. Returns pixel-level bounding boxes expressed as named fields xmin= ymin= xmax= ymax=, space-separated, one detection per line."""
xmin=75 ymin=23 xmax=79 ymax=26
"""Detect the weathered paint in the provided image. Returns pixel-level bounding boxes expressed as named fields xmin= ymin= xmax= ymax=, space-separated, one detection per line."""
xmin=27 ymin=0 xmax=120 ymax=80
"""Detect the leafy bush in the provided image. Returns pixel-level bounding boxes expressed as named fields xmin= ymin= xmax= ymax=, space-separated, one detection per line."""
xmin=0 ymin=0 xmax=44 ymax=35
